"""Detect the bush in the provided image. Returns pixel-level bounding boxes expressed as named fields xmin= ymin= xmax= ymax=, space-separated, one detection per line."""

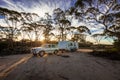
xmin=90 ymin=48 xmax=120 ymax=60
xmin=114 ymin=40 xmax=120 ymax=52
xmin=0 ymin=40 xmax=41 ymax=56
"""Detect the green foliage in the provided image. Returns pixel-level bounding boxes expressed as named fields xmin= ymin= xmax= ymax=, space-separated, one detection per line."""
xmin=78 ymin=42 xmax=93 ymax=48
xmin=106 ymin=48 xmax=118 ymax=53
xmin=114 ymin=40 xmax=120 ymax=51
xmin=90 ymin=50 xmax=120 ymax=60
xmin=0 ymin=40 xmax=42 ymax=56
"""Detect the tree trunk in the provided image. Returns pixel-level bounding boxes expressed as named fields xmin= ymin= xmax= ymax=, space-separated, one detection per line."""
xmin=61 ymin=28 xmax=64 ymax=41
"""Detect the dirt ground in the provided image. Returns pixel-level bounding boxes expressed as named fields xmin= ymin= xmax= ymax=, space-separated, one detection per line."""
xmin=0 ymin=50 xmax=120 ymax=80
xmin=0 ymin=54 xmax=30 ymax=72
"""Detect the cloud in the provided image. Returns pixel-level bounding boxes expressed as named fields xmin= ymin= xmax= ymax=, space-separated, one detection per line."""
xmin=0 ymin=0 xmax=105 ymax=34
xmin=0 ymin=0 xmax=73 ymax=17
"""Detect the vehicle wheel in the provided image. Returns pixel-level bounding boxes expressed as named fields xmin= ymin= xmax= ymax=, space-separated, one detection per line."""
xmin=39 ymin=51 xmax=45 ymax=57
xmin=54 ymin=50 xmax=58 ymax=55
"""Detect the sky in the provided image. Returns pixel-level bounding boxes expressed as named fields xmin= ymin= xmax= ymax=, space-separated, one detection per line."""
xmin=0 ymin=0 xmax=114 ymax=44
xmin=0 ymin=0 xmax=76 ymax=16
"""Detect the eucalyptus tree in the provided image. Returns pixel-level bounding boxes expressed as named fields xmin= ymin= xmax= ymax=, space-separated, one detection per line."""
xmin=21 ymin=23 xmax=34 ymax=41
xmin=72 ymin=0 xmax=120 ymax=44
xmin=0 ymin=7 xmax=22 ymax=41
xmin=41 ymin=13 xmax=54 ymax=42
xmin=0 ymin=25 xmax=4 ymax=39
xmin=69 ymin=26 xmax=90 ymax=42
xmin=21 ymin=12 xmax=43 ymax=41
xmin=92 ymin=34 xmax=105 ymax=44
xmin=53 ymin=8 xmax=71 ymax=41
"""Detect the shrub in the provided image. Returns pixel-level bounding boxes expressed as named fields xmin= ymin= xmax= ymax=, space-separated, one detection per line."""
xmin=114 ymin=40 xmax=120 ymax=52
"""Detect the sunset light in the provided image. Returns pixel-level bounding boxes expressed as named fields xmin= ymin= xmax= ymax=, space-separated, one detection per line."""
xmin=0 ymin=0 xmax=120 ymax=80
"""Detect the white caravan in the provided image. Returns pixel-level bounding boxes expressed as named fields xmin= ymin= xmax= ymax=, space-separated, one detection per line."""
xmin=58 ymin=41 xmax=78 ymax=51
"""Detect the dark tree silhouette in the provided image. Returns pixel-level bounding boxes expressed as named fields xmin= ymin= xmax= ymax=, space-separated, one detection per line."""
xmin=21 ymin=12 xmax=43 ymax=41
xmin=0 ymin=7 xmax=23 ymax=49
xmin=53 ymin=8 xmax=71 ymax=41
xmin=71 ymin=0 xmax=120 ymax=45
xmin=0 ymin=7 xmax=22 ymax=41
xmin=41 ymin=13 xmax=54 ymax=42
xmin=74 ymin=0 xmax=120 ymax=39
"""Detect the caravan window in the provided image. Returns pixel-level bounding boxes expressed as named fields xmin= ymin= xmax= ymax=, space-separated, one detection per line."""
xmin=51 ymin=44 xmax=57 ymax=48
xmin=73 ymin=43 xmax=76 ymax=46
xmin=69 ymin=43 xmax=73 ymax=46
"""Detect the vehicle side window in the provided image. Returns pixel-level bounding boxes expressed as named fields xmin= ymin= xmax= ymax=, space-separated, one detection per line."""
xmin=48 ymin=45 xmax=51 ymax=48
xmin=43 ymin=44 xmax=57 ymax=48
xmin=51 ymin=45 xmax=55 ymax=48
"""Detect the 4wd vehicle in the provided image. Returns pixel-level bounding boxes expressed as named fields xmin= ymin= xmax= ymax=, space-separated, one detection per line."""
xmin=31 ymin=44 xmax=59 ymax=57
